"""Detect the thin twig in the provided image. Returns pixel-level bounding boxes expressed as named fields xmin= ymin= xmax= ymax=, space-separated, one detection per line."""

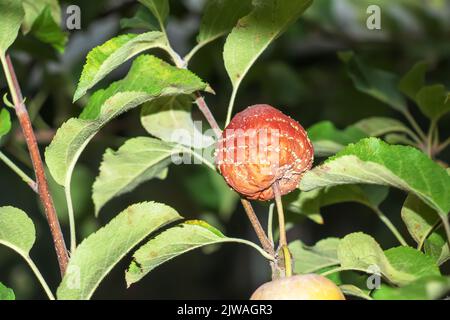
xmin=273 ymin=182 xmax=287 ymax=248
xmin=437 ymin=137 xmax=450 ymax=153
xmin=166 ymin=42 xmax=221 ymax=137
xmin=402 ymin=109 xmax=427 ymax=141
xmin=372 ymin=207 xmax=407 ymax=246
xmin=403 ymin=128 xmax=423 ymax=146
xmin=225 ymin=238 xmax=274 ymax=261
xmin=194 ymin=92 xmax=222 ymax=138
xmin=1 ymin=54 xmax=68 ymax=276
xmin=267 ymin=203 xmax=275 ymax=246
xmin=0 ymin=151 xmax=38 ymax=192
xmin=23 ymin=254 xmax=56 ymax=300
xmin=241 ymin=199 xmax=275 ymax=257
xmin=66 ymin=185 xmax=77 ymax=253
xmin=225 ymin=87 xmax=238 ymax=126
xmin=273 ymin=181 xmax=292 ymax=277
xmin=427 ymin=120 xmax=437 ymax=158
xmin=5 ymin=144 xmax=33 ymax=168
xmin=418 ymin=220 xmax=441 ymax=251
xmin=441 ymin=215 xmax=450 ymax=251
xmin=184 ymin=42 xmax=206 ymax=65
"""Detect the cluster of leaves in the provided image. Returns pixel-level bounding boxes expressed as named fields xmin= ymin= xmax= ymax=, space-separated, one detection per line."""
xmin=1 ymin=0 xmax=449 ymax=301
xmin=0 ymin=0 xmax=67 ymax=54
xmin=287 ymin=53 xmax=450 ymax=299
xmin=0 ymin=0 xmax=314 ymax=299
xmin=304 ymin=0 xmax=449 ymax=44
xmin=309 ymin=52 xmax=450 ymax=158
xmin=0 ymin=0 xmax=67 ymax=144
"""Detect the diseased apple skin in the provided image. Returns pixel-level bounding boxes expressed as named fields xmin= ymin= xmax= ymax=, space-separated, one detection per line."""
xmin=216 ymin=104 xmax=313 ymax=201
xmin=250 ymin=274 xmax=346 ymax=300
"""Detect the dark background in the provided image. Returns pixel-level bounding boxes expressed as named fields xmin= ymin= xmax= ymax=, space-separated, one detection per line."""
xmin=0 ymin=0 xmax=449 ymax=299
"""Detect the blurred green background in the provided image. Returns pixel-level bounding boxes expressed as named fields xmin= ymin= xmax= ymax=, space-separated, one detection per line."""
xmin=0 ymin=0 xmax=449 ymax=299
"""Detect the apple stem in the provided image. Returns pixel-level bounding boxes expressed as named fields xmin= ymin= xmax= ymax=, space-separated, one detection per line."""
xmin=273 ymin=181 xmax=292 ymax=277
xmin=282 ymin=245 xmax=292 ymax=277
xmin=273 ymin=181 xmax=287 ymax=247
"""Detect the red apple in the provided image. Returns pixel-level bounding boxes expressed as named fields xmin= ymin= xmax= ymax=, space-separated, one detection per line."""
xmin=216 ymin=104 xmax=313 ymax=201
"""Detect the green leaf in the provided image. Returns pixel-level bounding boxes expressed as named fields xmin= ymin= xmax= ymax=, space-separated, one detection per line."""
xmin=287 ymin=185 xmax=388 ymax=221
xmin=0 ymin=0 xmax=25 ymax=53
xmin=57 ymin=202 xmax=181 ymax=300
xmin=0 ymin=282 xmax=15 ymax=300
xmin=289 ymin=238 xmax=340 ymax=274
xmin=197 ymin=0 xmax=252 ymax=47
xmin=29 ymin=5 xmax=67 ymax=53
xmin=0 ymin=108 xmax=12 ymax=139
xmin=308 ymin=121 xmax=367 ymax=146
xmin=308 ymin=118 xmax=414 ymax=157
xmin=401 ymin=194 xmax=439 ymax=247
xmin=22 ymin=0 xmax=61 ymax=34
xmin=73 ymin=32 xmax=168 ymax=101
xmin=424 ymin=229 xmax=450 ymax=266
xmin=321 ymin=267 xmax=371 ymax=298
xmin=300 ymin=137 xmax=450 ymax=216
xmin=338 ymin=232 xmax=398 ymax=281
xmin=372 ymin=276 xmax=450 ymax=300
xmin=339 ymin=51 xmax=407 ymax=112
xmin=353 ymin=117 xmax=413 ymax=137
xmin=384 ymin=246 xmax=440 ymax=280
xmin=46 ymin=55 xmax=207 ymax=187
xmin=125 ymin=220 xmax=253 ymax=286
xmin=339 ymin=285 xmax=372 ymax=300
xmin=223 ymin=0 xmax=312 ymax=92
xmin=337 ymin=233 xmax=439 ymax=286
xmin=140 ymin=95 xmax=214 ymax=148
xmin=0 ymin=206 xmax=36 ymax=258
xmin=384 ymin=133 xmax=416 ymax=146
xmin=93 ymin=137 xmax=182 ymax=215
xmin=416 ymin=84 xmax=450 ymax=121
xmin=308 ymin=117 xmax=411 ymax=157
xmin=120 ymin=6 xmax=159 ymax=31
xmin=307 ymin=121 xmax=367 ymax=156
xmin=398 ymin=61 xmax=428 ymax=101
xmin=138 ymin=0 xmax=169 ymax=28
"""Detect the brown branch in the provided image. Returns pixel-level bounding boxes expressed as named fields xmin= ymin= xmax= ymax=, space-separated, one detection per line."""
xmin=14 ymin=128 xmax=56 ymax=144
xmin=241 ymin=199 xmax=275 ymax=257
xmin=167 ymin=46 xmax=222 ymax=139
xmin=194 ymin=92 xmax=222 ymax=138
xmin=4 ymin=54 xmax=68 ymax=276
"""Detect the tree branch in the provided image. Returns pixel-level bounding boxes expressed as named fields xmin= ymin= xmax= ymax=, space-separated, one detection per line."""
xmin=194 ymin=92 xmax=222 ymax=138
xmin=241 ymin=199 xmax=275 ymax=256
xmin=1 ymin=54 xmax=68 ymax=276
